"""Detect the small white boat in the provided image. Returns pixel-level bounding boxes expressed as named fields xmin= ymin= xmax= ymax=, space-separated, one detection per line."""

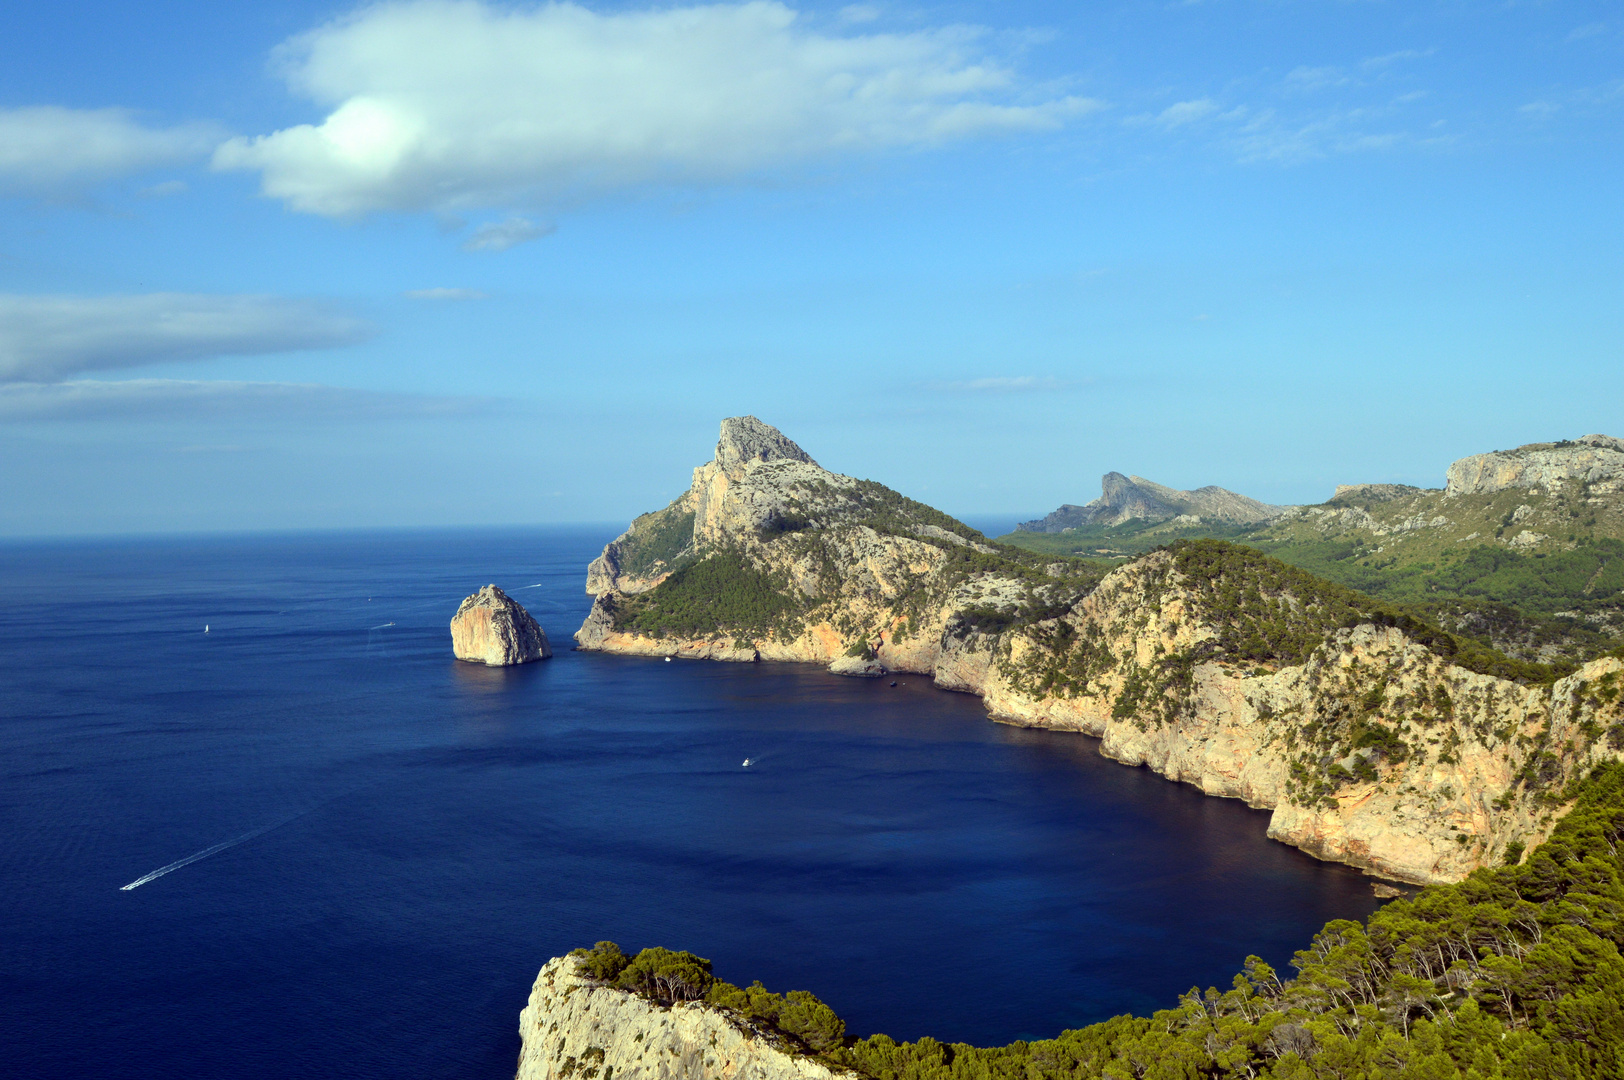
xmin=742 ymin=758 xmax=752 ymax=767
xmin=664 ymin=657 xmax=672 ymax=663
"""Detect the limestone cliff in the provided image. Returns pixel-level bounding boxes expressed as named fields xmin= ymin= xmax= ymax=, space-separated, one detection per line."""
xmin=451 ymin=584 xmax=551 ymax=666
xmin=1446 ymin=434 xmax=1624 ymax=497
xmin=578 ymin=419 xmax=1624 ymax=883
xmin=516 ymin=956 xmax=849 ymax=1080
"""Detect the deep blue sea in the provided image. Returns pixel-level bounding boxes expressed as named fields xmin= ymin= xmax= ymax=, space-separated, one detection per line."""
xmin=0 ymin=527 xmax=1381 ymax=1078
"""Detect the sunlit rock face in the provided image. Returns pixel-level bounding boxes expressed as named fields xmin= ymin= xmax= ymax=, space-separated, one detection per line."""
xmin=451 ymin=584 xmax=551 ymax=666
xmin=516 ymin=955 xmax=846 ymax=1080
xmin=1446 ymin=434 xmax=1624 ymax=496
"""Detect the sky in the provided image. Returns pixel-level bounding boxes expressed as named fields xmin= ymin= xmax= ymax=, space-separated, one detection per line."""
xmin=1 ymin=0 xmax=1621 ymax=536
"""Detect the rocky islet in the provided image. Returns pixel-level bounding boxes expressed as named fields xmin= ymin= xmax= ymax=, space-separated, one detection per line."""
xmin=450 ymin=584 xmax=551 ymax=666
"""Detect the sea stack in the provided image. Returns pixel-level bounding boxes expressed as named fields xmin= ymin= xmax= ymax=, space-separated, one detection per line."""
xmin=450 ymin=585 xmax=551 ymax=666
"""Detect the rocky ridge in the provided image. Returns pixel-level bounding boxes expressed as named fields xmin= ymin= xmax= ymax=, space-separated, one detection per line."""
xmin=451 ymin=584 xmax=551 ymax=666
xmin=1018 ymin=472 xmax=1284 ymax=532
xmin=577 ymin=420 xmax=1624 ymax=883
xmin=516 ymin=955 xmax=847 ymax=1080
xmin=1446 ymin=434 xmax=1624 ymax=497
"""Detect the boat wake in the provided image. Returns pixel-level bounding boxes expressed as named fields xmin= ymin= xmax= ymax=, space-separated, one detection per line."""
xmin=119 ymin=823 xmax=281 ymax=891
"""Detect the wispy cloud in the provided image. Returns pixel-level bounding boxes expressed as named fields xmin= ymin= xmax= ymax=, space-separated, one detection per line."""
xmin=1361 ymin=49 xmax=1433 ymax=70
xmin=927 ymin=375 xmax=1073 ymax=394
xmin=138 ymin=180 xmax=189 ymax=198
xmin=0 ymin=294 xmax=371 ymax=383
xmin=0 ymin=107 xmax=222 ymax=198
xmin=462 ymin=218 xmax=554 ymax=252
xmin=405 ymin=287 xmax=489 ymax=301
xmin=1158 ymin=98 xmax=1218 ymax=127
xmin=1567 ymin=23 xmax=1608 ymax=42
xmin=214 ymin=0 xmax=1101 ymax=218
xmin=1285 ymin=66 xmax=1349 ymax=92
xmin=0 ymin=379 xmax=492 ymax=421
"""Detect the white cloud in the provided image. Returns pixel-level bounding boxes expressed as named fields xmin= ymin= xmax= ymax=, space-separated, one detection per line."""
xmin=405 ymin=287 xmax=488 ymax=300
xmin=0 ymin=107 xmax=221 ymax=197
xmin=213 ymin=0 xmax=1100 ymax=217
xmin=1158 ymin=98 xmax=1218 ymax=127
xmin=462 ymin=217 xmax=554 ymax=251
xmin=0 ymin=378 xmax=490 ymax=421
xmin=0 ymin=294 xmax=372 ymax=383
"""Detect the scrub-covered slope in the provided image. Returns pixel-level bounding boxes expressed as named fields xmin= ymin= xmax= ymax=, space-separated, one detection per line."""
xmin=1001 ymin=434 xmax=1624 ymax=664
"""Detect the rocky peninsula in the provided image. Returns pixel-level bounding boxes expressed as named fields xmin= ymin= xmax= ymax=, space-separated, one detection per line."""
xmin=452 ymin=584 xmax=551 ymax=665
xmin=577 ymin=418 xmax=1624 ymax=884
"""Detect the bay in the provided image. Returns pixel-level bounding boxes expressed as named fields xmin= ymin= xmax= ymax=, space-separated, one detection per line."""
xmin=0 ymin=526 xmax=1380 ymax=1078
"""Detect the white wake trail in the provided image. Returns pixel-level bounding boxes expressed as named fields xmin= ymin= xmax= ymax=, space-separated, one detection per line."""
xmin=119 ymin=822 xmax=278 ymax=891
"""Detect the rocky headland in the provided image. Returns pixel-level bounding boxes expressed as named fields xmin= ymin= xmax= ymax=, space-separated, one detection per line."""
xmin=577 ymin=419 xmax=1624 ymax=884
xmin=451 ymin=584 xmax=551 ymax=666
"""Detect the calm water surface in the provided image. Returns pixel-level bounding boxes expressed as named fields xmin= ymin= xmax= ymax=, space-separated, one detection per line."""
xmin=0 ymin=527 xmax=1380 ymax=1078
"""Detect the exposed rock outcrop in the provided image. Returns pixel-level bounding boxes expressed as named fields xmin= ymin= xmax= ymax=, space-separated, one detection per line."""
xmin=451 ymin=585 xmax=550 ymax=666
xmin=1331 ymin=483 xmax=1427 ymax=502
xmin=577 ymin=419 xmax=1624 ymax=884
xmin=516 ymin=956 xmax=848 ymax=1080
xmin=1018 ymin=473 xmax=1284 ymax=533
xmin=1445 ymin=434 xmax=1624 ymax=496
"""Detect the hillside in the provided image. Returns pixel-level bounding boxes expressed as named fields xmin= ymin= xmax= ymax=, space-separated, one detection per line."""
xmin=1000 ymin=435 xmax=1624 ymax=665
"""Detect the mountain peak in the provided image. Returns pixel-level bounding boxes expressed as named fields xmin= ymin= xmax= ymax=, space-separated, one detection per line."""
xmin=715 ymin=416 xmax=817 ymax=475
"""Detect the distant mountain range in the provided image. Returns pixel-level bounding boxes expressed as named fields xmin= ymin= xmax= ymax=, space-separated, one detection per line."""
xmin=1016 ymin=472 xmax=1285 ymax=532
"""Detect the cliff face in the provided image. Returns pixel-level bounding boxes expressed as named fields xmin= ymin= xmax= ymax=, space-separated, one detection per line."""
xmin=578 ymin=419 xmax=1624 ymax=884
xmin=1445 ymin=434 xmax=1624 ymax=496
xmin=517 ymin=956 xmax=848 ymax=1080
xmin=451 ymin=584 xmax=551 ymax=665
xmin=977 ymin=551 xmax=1624 ymax=883
xmin=1018 ymin=472 xmax=1283 ymax=532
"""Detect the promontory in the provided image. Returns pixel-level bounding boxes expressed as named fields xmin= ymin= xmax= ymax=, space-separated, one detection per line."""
xmin=577 ymin=417 xmax=1624 ymax=884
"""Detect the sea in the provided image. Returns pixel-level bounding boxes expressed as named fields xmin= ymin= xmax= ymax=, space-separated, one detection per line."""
xmin=0 ymin=526 xmax=1382 ymax=1078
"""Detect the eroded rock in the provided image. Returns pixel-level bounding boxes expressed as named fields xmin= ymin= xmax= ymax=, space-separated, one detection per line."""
xmin=451 ymin=585 xmax=550 ymax=666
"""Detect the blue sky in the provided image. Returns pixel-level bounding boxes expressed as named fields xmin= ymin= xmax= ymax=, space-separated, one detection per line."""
xmin=1 ymin=1 xmax=1620 ymax=536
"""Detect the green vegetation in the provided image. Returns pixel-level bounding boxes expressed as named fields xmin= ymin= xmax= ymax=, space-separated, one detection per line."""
xmin=1169 ymin=540 xmax=1569 ymax=684
xmin=614 ymin=475 xmax=1111 ymax=648
xmin=1005 ymin=541 xmax=1568 ymax=719
xmin=999 ymin=519 xmax=1260 ymax=559
xmin=614 ymin=550 xmax=802 ymax=641
xmin=569 ymin=941 xmax=847 ymax=1054
xmin=616 ymin=504 xmax=698 ymax=579
xmin=998 ymin=478 xmax=1624 ymax=666
xmin=579 ymin=764 xmax=1624 ymax=1079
